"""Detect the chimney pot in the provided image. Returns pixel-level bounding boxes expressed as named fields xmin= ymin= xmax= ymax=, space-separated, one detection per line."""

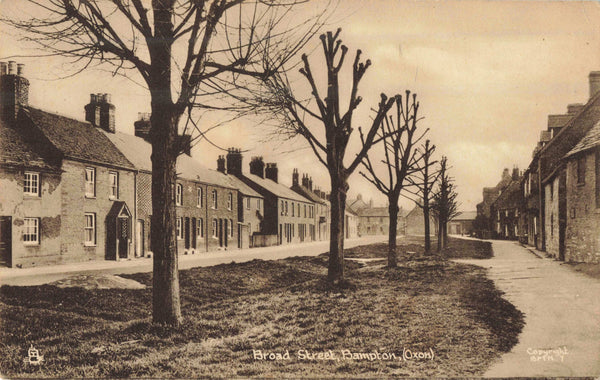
xmin=8 ymin=61 xmax=16 ymax=75
xmin=17 ymin=64 xmax=24 ymax=76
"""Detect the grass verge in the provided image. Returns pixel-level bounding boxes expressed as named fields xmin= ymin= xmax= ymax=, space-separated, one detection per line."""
xmin=0 ymin=237 xmax=520 ymax=377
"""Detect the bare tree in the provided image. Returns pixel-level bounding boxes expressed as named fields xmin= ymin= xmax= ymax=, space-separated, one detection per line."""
xmin=259 ymin=28 xmax=396 ymax=284
xmin=404 ymin=139 xmax=439 ymax=254
xmin=359 ymin=91 xmax=427 ymax=267
xmin=2 ymin=0 xmax=324 ymax=325
xmin=431 ymin=157 xmax=459 ymax=251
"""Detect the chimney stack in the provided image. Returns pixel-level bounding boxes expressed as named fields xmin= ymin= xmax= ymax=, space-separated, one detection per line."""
xmin=177 ymin=134 xmax=192 ymax=156
xmin=512 ymin=166 xmax=520 ymax=181
xmin=217 ymin=155 xmax=226 ymax=173
xmin=567 ymin=103 xmax=584 ymax=115
xmin=134 ymin=112 xmax=151 ymax=142
xmin=250 ymin=157 xmax=265 ymax=178
xmin=0 ymin=61 xmax=29 ymax=123
xmin=292 ymin=168 xmax=299 ymax=186
xmin=589 ymin=71 xmax=600 ymax=99
xmin=85 ymin=92 xmax=115 ymax=133
xmin=226 ymin=148 xmax=243 ymax=177
xmin=302 ymin=173 xmax=309 ymax=188
xmin=265 ymin=162 xmax=278 ymax=183
xmin=308 ymin=177 xmax=313 ymax=191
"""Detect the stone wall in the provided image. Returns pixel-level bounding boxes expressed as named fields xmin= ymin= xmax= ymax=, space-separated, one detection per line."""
xmin=565 ymin=151 xmax=600 ymax=263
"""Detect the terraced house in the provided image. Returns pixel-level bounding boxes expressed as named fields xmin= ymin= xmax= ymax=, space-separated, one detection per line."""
xmin=224 ymin=149 xmax=316 ymax=245
xmin=106 ymin=114 xmax=240 ymax=256
xmin=0 ymin=62 xmax=136 ymax=267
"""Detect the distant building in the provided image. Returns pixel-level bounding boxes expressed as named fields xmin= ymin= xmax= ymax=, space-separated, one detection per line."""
xmin=224 ymin=149 xmax=315 ymax=245
xmin=490 ymin=168 xmax=522 ymax=240
xmin=405 ymin=205 xmax=437 ymax=236
xmin=475 ymin=168 xmax=516 ymax=238
xmin=448 ymin=211 xmax=477 ymax=235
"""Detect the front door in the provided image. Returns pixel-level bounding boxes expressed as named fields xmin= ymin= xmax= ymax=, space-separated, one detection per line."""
xmin=0 ymin=216 xmax=12 ymax=267
xmin=118 ymin=217 xmax=129 ymax=259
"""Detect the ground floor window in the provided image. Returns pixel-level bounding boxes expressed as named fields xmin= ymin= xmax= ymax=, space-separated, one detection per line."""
xmin=23 ymin=217 xmax=39 ymax=245
xmin=197 ymin=218 xmax=204 ymax=238
xmin=212 ymin=219 xmax=218 ymax=238
xmin=176 ymin=217 xmax=183 ymax=239
xmin=84 ymin=213 xmax=96 ymax=246
xmin=229 ymin=219 xmax=234 ymax=238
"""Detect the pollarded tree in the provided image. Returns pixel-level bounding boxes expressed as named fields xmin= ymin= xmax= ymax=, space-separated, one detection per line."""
xmin=359 ymin=91 xmax=428 ymax=267
xmin=431 ymin=157 xmax=460 ymax=251
xmin=404 ymin=139 xmax=440 ymax=254
xmin=2 ymin=0 xmax=325 ymax=325
xmin=259 ymin=29 xmax=396 ymax=284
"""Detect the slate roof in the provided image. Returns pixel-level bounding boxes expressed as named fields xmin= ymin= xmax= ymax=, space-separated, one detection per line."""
xmin=290 ymin=184 xmax=327 ymax=204
xmin=25 ymin=107 xmax=134 ymax=169
xmin=243 ymin=173 xmax=312 ymax=202
xmin=226 ymin=175 xmax=262 ymax=198
xmin=104 ymin=131 xmax=235 ymax=189
xmin=0 ymin=120 xmax=58 ymax=171
xmin=566 ymin=120 xmax=600 ymax=158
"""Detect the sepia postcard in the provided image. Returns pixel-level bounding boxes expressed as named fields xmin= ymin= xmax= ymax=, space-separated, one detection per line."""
xmin=0 ymin=0 xmax=599 ymax=378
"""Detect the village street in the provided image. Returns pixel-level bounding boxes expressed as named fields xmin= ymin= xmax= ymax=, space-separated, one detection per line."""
xmin=455 ymin=240 xmax=600 ymax=377
xmin=0 ymin=235 xmax=386 ymax=286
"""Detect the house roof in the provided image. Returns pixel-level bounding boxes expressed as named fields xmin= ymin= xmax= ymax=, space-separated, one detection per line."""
xmin=225 ymin=175 xmax=262 ymax=198
xmin=0 ymin=120 xmax=58 ymax=171
xmin=454 ymin=211 xmax=477 ymax=221
xmin=291 ymin=184 xmax=327 ymax=204
xmin=492 ymin=180 xmax=521 ymax=209
xmin=25 ymin=107 xmax=134 ymax=169
xmin=347 ymin=198 xmax=368 ymax=213
xmin=104 ymin=131 xmax=235 ymax=189
xmin=565 ymin=120 xmax=600 ymax=158
xmin=243 ymin=173 xmax=312 ymax=203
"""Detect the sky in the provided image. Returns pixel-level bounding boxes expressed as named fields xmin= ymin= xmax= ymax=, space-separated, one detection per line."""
xmin=1 ymin=0 xmax=600 ymax=212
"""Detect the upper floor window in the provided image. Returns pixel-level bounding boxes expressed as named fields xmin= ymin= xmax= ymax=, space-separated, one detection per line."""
xmin=257 ymin=199 xmax=260 ymax=210
xmin=23 ymin=217 xmax=39 ymax=245
xmin=24 ymin=172 xmax=40 ymax=196
xmin=304 ymin=204 xmax=307 ymax=218
xmin=197 ymin=188 xmax=203 ymax=208
xmin=211 ymin=189 xmax=218 ymax=209
xmin=85 ymin=167 xmax=96 ymax=197
xmin=280 ymin=200 xmax=284 ymax=215
xmin=577 ymin=156 xmax=586 ymax=185
xmin=84 ymin=213 xmax=96 ymax=246
xmin=285 ymin=201 xmax=289 ymax=215
xmin=297 ymin=204 xmax=300 ymax=217
xmin=247 ymin=197 xmax=251 ymax=210
xmin=109 ymin=171 xmax=118 ymax=200
xmin=176 ymin=183 xmax=183 ymax=206
xmin=292 ymin=202 xmax=295 ymax=216
xmin=227 ymin=192 xmax=233 ymax=210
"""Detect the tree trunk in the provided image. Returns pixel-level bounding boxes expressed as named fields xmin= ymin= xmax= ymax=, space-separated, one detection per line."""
xmin=387 ymin=200 xmax=399 ymax=267
xmin=437 ymin=217 xmax=443 ymax=252
xmin=423 ymin=199 xmax=431 ymax=254
xmin=150 ymin=107 xmax=182 ymax=326
xmin=328 ymin=172 xmax=347 ymax=285
xmin=148 ymin=2 xmax=182 ymax=325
